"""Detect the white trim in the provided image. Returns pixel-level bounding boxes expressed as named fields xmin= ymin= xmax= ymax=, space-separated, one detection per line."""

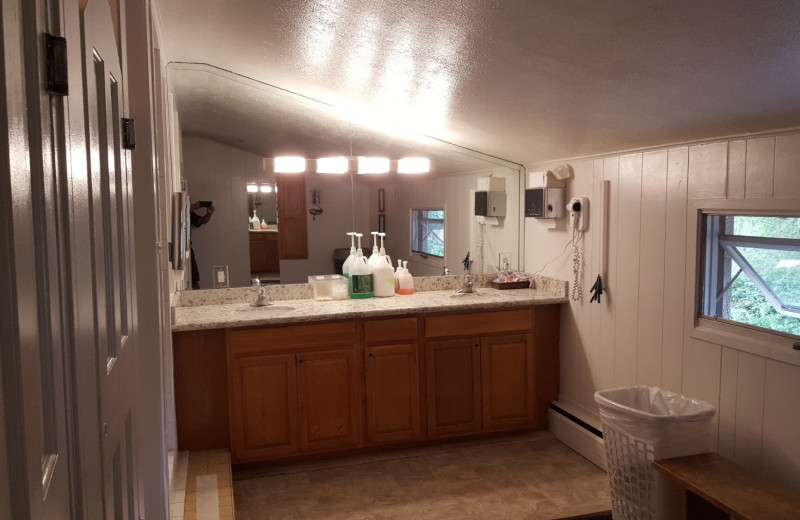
xmin=684 ymin=198 xmax=800 ymax=366
xmin=549 ymin=408 xmax=608 ymax=472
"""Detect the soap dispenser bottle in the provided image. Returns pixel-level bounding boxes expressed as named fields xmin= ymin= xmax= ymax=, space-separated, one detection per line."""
xmin=342 ymin=232 xmax=358 ymax=280
xmin=396 ymin=260 xmax=414 ymax=295
xmin=348 ymin=233 xmax=373 ymax=299
xmin=250 ymin=210 xmax=260 ymax=230
xmin=377 ymin=232 xmax=392 ymax=267
xmin=368 ymin=231 xmax=381 ymax=268
xmin=372 ymin=247 xmax=395 ymax=297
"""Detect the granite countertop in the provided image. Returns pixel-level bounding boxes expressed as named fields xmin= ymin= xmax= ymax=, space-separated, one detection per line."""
xmin=172 ymin=282 xmax=567 ymax=332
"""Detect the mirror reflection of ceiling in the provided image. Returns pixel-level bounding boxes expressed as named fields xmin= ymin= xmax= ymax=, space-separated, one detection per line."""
xmin=157 ymin=0 xmax=800 ymax=163
xmin=170 ymin=63 xmax=509 ymax=174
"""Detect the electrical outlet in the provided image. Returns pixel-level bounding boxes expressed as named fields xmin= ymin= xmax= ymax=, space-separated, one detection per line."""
xmin=499 ymin=252 xmax=512 ymax=271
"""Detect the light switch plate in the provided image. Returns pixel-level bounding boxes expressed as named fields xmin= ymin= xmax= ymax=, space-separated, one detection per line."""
xmin=212 ymin=265 xmax=229 ymax=288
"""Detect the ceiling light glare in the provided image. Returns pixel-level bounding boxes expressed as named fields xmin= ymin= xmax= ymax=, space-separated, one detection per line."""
xmin=317 ymin=157 xmax=349 ymax=174
xmin=274 ymin=156 xmax=306 ymax=173
xmin=246 ymin=182 xmax=259 ymax=193
xmin=260 ymin=184 xmax=272 ymax=193
xmin=397 ymin=157 xmax=430 ymax=174
xmin=358 ymin=157 xmax=390 ymax=174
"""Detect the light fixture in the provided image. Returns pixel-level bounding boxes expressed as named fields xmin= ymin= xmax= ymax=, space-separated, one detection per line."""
xmin=398 ymin=157 xmax=430 ymax=174
xmin=260 ymin=184 xmax=272 ymax=193
xmin=274 ymin=156 xmax=306 ymax=173
xmin=246 ymin=182 xmax=258 ymax=193
xmin=317 ymin=157 xmax=349 ymax=174
xmin=358 ymin=157 xmax=390 ymax=174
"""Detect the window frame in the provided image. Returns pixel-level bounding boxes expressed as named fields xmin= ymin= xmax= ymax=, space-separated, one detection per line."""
xmin=687 ymin=198 xmax=800 ymax=367
xmin=409 ymin=208 xmax=446 ymax=268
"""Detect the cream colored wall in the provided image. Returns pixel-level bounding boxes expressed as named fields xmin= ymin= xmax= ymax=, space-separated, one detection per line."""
xmin=526 ymin=132 xmax=800 ymax=489
xmin=372 ymin=169 xmax=520 ymax=277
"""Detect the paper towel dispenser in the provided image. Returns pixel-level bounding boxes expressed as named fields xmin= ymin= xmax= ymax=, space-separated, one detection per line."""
xmin=525 ymin=187 xmax=566 ymax=218
xmin=474 ymin=190 xmax=506 ymax=217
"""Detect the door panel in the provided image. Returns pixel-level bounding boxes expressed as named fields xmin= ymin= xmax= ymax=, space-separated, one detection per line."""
xmin=365 ymin=343 xmax=421 ymax=443
xmin=481 ymin=334 xmax=535 ymax=429
xmin=82 ymin=0 xmax=138 ymax=517
xmin=297 ymin=349 xmax=360 ymax=451
xmin=425 ymin=337 xmax=482 ymax=437
xmin=229 ymin=353 xmax=299 ymax=462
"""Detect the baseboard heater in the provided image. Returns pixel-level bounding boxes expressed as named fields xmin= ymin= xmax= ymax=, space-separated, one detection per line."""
xmin=550 ymin=404 xmax=603 ymax=438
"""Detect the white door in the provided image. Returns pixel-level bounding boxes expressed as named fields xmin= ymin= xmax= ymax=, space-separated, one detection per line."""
xmin=81 ymin=0 xmax=139 ymax=518
xmin=1 ymin=0 xmax=77 ymax=518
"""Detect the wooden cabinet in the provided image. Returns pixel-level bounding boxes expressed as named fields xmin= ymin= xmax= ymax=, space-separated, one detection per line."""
xmin=229 ymin=353 xmax=298 ymax=460
xmin=174 ymin=305 xmax=560 ymax=463
xmin=275 ymin=173 xmax=307 ymax=259
xmin=227 ymin=321 xmax=360 ymax=463
xmin=297 ymin=349 xmax=360 ymax=452
xmin=364 ymin=317 xmax=421 ymax=444
xmin=425 ymin=337 xmax=482 ymax=437
xmin=249 ymin=232 xmax=279 ymax=273
xmin=480 ymin=334 xmax=534 ymax=429
xmin=424 ymin=308 xmax=547 ymax=437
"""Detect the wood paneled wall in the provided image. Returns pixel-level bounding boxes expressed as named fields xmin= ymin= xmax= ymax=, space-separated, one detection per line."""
xmin=526 ymin=132 xmax=800 ymax=490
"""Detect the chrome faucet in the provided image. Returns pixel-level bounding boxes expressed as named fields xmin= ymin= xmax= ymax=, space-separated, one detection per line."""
xmin=250 ymin=278 xmax=273 ymax=307
xmin=456 ymin=272 xmax=474 ymax=294
xmin=442 ymin=267 xmax=452 ymax=276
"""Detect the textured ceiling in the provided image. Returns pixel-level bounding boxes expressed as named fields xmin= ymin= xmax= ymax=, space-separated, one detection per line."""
xmin=157 ymin=0 xmax=800 ymax=164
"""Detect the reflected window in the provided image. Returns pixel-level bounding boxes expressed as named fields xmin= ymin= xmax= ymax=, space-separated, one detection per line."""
xmin=700 ymin=214 xmax=800 ymax=337
xmin=411 ymin=209 xmax=444 ymax=258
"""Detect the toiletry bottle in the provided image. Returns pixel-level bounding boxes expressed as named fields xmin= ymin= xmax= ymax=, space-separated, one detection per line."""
xmin=396 ymin=261 xmax=414 ymax=295
xmin=368 ymin=231 xmax=381 ymax=268
xmin=372 ymin=254 xmax=395 ymax=297
xmin=342 ymin=232 xmax=358 ymax=280
xmin=395 ymin=259 xmax=403 ymax=292
xmin=377 ymin=232 xmax=392 ymax=267
xmin=348 ymin=233 xmax=373 ymax=299
xmin=260 ymin=218 xmax=267 ymax=230
xmin=250 ymin=210 xmax=259 ymax=230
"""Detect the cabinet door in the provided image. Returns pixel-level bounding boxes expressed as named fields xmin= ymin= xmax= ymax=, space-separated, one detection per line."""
xmin=426 ymin=337 xmax=482 ymax=437
xmin=365 ymin=344 xmax=421 ymax=444
xmin=481 ymin=334 xmax=535 ymax=429
xmin=229 ymin=353 xmax=298 ymax=462
xmin=249 ymin=233 xmax=268 ymax=273
xmin=264 ymin=233 xmax=280 ymax=271
xmin=297 ymin=349 xmax=361 ymax=452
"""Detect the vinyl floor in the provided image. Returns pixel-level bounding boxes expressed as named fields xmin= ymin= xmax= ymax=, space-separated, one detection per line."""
xmin=232 ymin=432 xmax=611 ymax=520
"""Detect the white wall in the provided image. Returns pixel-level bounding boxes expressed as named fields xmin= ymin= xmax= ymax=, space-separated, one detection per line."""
xmin=369 ymin=168 xmax=520 ymax=277
xmin=526 ymin=132 xmax=800 ymax=490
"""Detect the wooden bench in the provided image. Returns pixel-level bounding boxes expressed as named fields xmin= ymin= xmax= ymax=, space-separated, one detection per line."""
xmin=652 ymin=453 xmax=800 ymax=520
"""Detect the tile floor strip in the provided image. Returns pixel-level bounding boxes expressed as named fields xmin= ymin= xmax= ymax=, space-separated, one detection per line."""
xmin=195 ymin=474 xmax=220 ymax=520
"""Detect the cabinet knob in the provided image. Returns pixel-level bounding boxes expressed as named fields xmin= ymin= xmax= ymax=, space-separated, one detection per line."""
xmin=298 ymin=358 xmax=303 ymax=363
xmin=368 ymin=353 xmax=373 ymax=358
xmin=474 ymin=343 xmax=479 ymax=348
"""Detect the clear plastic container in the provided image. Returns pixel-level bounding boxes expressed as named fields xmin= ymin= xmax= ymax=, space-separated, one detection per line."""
xmin=308 ymin=275 xmax=348 ymax=301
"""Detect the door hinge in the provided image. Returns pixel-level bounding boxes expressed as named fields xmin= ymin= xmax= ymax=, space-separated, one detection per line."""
xmin=44 ymin=33 xmax=68 ymax=96
xmin=122 ymin=118 xmax=136 ymax=150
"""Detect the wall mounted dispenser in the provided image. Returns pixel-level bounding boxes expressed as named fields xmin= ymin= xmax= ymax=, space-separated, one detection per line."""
xmin=525 ymin=187 xmax=565 ymax=218
xmin=474 ymin=190 xmax=507 ymax=217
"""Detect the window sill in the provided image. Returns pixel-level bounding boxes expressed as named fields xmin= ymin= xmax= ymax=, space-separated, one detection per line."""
xmin=691 ymin=317 xmax=800 ymax=367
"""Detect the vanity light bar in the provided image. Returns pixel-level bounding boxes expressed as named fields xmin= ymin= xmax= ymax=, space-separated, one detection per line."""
xmin=397 ymin=157 xmax=430 ymax=174
xmin=269 ymin=156 xmax=430 ymax=174
xmin=246 ymin=182 xmax=259 ymax=193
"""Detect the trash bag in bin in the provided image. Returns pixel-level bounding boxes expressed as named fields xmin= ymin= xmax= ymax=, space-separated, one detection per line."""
xmin=594 ymin=386 xmax=716 ymax=520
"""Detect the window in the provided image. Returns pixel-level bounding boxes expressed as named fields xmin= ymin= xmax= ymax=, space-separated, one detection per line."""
xmin=700 ymin=214 xmax=800 ymax=337
xmin=411 ymin=209 xmax=445 ymax=258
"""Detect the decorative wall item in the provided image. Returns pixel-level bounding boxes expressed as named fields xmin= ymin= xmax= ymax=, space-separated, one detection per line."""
xmin=378 ymin=214 xmax=386 ymax=233
xmin=378 ymin=188 xmax=385 ymax=213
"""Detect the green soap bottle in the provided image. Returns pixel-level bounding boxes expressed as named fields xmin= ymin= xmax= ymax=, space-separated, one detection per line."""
xmin=348 ymin=233 xmax=373 ymax=299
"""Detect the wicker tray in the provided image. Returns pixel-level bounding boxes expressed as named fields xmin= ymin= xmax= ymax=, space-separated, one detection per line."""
xmin=489 ymin=280 xmax=531 ymax=290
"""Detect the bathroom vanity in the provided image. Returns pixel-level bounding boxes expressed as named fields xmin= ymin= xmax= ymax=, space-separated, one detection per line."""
xmin=172 ymin=280 xmax=565 ymax=464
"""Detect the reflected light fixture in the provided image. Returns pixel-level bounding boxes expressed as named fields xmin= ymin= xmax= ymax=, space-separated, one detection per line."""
xmin=358 ymin=157 xmax=390 ymax=174
xmin=246 ymin=182 xmax=258 ymax=193
xmin=260 ymin=184 xmax=273 ymax=193
xmin=274 ymin=156 xmax=306 ymax=173
xmin=398 ymin=157 xmax=430 ymax=174
xmin=317 ymin=157 xmax=349 ymax=174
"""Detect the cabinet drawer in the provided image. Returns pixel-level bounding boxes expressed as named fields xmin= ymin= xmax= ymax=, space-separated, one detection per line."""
xmin=363 ymin=317 xmax=418 ymax=344
xmin=425 ymin=308 xmax=533 ymax=339
xmin=229 ymin=320 xmax=356 ymax=355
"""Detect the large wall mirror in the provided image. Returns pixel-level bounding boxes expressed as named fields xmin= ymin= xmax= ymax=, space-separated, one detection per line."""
xmin=171 ymin=63 xmax=523 ymax=289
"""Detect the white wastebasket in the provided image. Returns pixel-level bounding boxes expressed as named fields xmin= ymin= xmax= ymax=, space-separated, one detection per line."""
xmin=594 ymin=386 xmax=716 ymax=520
